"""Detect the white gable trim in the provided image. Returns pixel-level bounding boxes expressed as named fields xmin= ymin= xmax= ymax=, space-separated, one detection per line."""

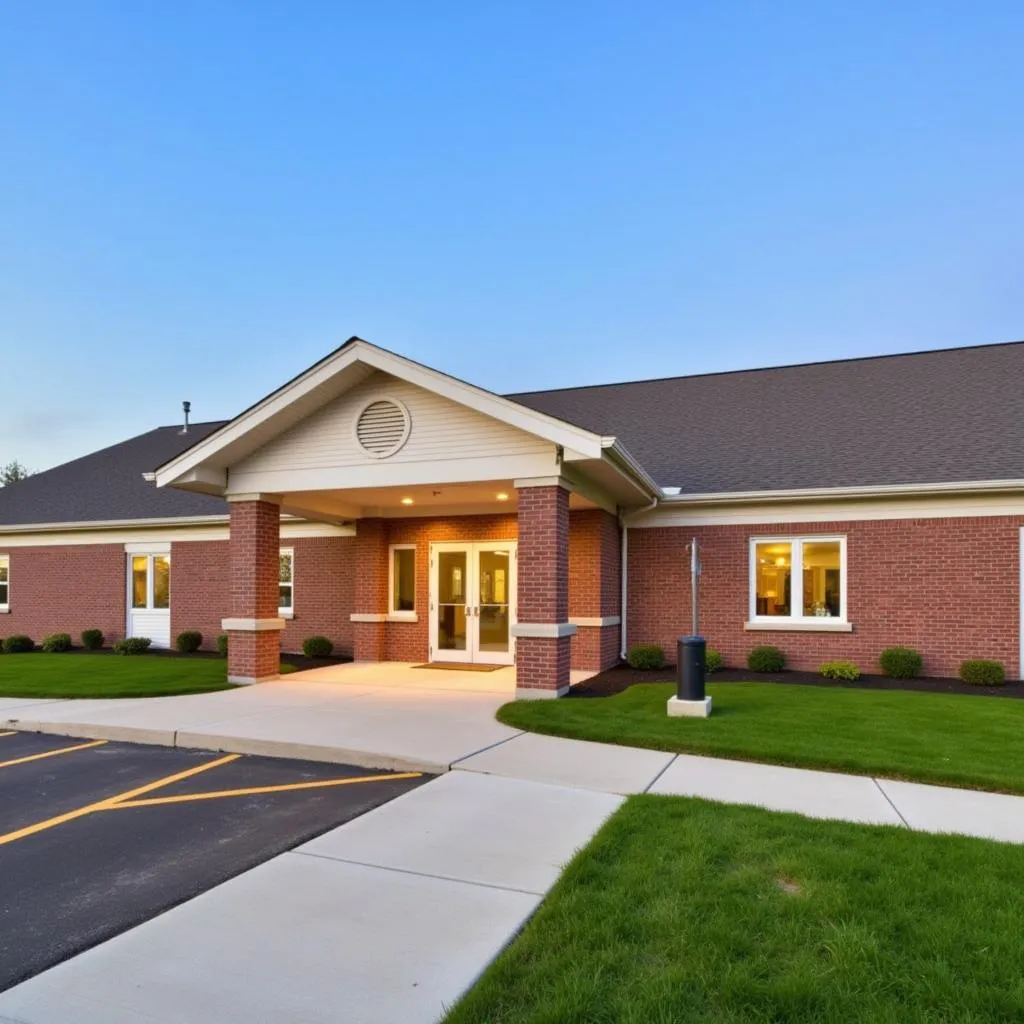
xmin=154 ymin=339 xmax=610 ymax=490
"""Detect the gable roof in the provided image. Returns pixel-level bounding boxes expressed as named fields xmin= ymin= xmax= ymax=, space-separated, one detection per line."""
xmin=510 ymin=341 xmax=1024 ymax=493
xmin=3 ymin=340 xmax=1023 ymax=530
xmin=0 ymin=423 xmax=228 ymax=527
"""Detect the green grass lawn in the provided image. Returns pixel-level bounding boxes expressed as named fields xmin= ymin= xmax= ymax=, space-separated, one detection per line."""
xmin=446 ymin=796 xmax=1024 ymax=1023
xmin=0 ymin=653 xmax=244 ymax=698
xmin=498 ymin=681 xmax=1024 ymax=794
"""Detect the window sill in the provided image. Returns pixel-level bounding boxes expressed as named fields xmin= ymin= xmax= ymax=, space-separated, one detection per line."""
xmin=0 ymin=607 xmax=8 ymax=615
xmin=745 ymin=619 xmax=853 ymax=633
xmin=279 ymin=610 xmax=294 ymax=620
xmin=386 ymin=612 xmax=419 ymax=623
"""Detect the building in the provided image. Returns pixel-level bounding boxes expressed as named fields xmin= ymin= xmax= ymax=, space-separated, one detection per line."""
xmin=1 ymin=337 xmax=1022 ymax=694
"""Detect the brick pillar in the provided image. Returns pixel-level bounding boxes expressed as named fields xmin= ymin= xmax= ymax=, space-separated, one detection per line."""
xmin=568 ymin=508 xmax=623 ymax=672
xmin=514 ymin=482 xmax=573 ymax=697
xmin=351 ymin=518 xmax=388 ymax=661
xmin=223 ymin=497 xmax=283 ymax=684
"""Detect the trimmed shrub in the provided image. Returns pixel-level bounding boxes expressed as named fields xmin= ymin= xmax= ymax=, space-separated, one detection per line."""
xmin=879 ymin=646 xmax=923 ymax=679
xmin=3 ymin=635 xmax=34 ymax=654
xmin=81 ymin=629 xmax=104 ymax=650
xmin=819 ymin=660 xmax=861 ymax=681
xmin=176 ymin=630 xmax=203 ymax=654
xmin=113 ymin=637 xmax=152 ymax=656
xmin=627 ymin=643 xmax=665 ymax=670
xmin=960 ymin=659 xmax=1005 ymax=686
xmin=279 ymin=662 xmax=299 ymax=675
xmin=302 ymin=635 xmax=334 ymax=659
xmin=41 ymin=632 xmax=73 ymax=653
xmin=747 ymin=645 xmax=785 ymax=673
xmin=705 ymin=648 xmax=724 ymax=673
xmin=216 ymin=634 xmax=229 ymax=657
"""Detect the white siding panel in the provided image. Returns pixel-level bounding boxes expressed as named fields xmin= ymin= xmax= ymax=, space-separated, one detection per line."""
xmin=128 ymin=610 xmax=171 ymax=649
xmin=233 ymin=372 xmax=553 ymax=475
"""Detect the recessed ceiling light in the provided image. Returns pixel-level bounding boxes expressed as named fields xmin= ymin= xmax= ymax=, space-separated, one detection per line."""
xmin=401 ymin=497 xmax=414 ymax=506
xmin=496 ymin=492 xmax=509 ymax=501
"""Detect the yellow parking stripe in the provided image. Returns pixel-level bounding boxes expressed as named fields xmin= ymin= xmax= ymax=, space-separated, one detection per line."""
xmin=0 ymin=739 xmax=107 ymax=769
xmin=0 ymin=752 xmax=240 ymax=848
xmin=0 ymin=732 xmax=16 ymax=738
xmin=112 ymin=772 xmax=424 ymax=809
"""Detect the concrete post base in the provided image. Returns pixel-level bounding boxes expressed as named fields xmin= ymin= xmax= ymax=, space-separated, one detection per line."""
xmin=667 ymin=695 xmax=712 ymax=718
xmin=516 ymin=685 xmax=570 ymax=700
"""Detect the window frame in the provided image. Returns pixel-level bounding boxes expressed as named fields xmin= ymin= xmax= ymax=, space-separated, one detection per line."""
xmin=388 ymin=544 xmax=417 ymax=620
xmin=279 ymin=547 xmax=295 ymax=617
xmin=748 ymin=535 xmax=848 ymax=627
xmin=127 ymin=552 xmax=172 ymax=612
xmin=0 ymin=554 xmax=9 ymax=612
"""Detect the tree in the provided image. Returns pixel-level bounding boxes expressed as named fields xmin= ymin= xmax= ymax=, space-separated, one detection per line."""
xmin=0 ymin=460 xmax=31 ymax=486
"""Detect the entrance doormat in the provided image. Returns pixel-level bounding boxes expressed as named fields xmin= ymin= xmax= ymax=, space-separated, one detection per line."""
xmin=411 ymin=662 xmax=505 ymax=673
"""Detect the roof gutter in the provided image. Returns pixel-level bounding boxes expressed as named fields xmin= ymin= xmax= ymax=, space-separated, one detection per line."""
xmin=656 ymin=478 xmax=1024 ymax=507
xmin=600 ymin=437 xmax=661 ymax=501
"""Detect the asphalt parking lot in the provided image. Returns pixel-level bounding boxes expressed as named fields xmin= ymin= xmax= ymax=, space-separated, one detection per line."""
xmin=0 ymin=730 xmax=430 ymax=992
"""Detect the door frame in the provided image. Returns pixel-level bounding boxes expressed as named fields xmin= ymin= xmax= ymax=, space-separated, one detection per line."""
xmin=428 ymin=540 xmax=517 ymax=665
xmin=125 ymin=546 xmax=172 ymax=648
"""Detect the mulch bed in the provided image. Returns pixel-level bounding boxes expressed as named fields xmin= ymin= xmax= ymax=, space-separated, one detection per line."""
xmin=573 ymin=664 xmax=1024 ymax=700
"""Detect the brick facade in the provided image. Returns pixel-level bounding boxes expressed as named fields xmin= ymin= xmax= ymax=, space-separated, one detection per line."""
xmin=171 ymin=535 xmax=354 ymax=656
xmin=568 ymin=508 xmax=622 ymax=671
xmin=0 ymin=544 xmax=125 ymax=645
xmin=516 ymin=484 xmax=571 ymax=693
xmin=628 ymin=516 xmax=1024 ymax=679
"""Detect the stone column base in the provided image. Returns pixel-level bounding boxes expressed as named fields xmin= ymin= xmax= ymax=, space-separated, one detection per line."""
xmin=667 ymin=695 xmax=713 ymax=718
xmin=226 ymin=629 xmax=281 ymax=685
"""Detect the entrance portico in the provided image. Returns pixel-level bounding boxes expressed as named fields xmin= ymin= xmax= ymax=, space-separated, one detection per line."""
xmin=152 ymin=338 xmax=658 ymax=696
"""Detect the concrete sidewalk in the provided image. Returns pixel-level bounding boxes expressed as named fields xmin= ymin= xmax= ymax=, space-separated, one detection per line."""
xmin=4 ymin=666 xmax=1024 ymax=1022
xmin=0 ymin=773 xmax=623 ymax=1024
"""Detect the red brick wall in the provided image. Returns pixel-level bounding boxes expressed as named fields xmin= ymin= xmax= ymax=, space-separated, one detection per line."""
xmin=0 ymin=544 xmax=125 ymax=645
xmin=627 ymin=517 xmax=1024 ymax=679
xmin=568 ymin=508 xmax=622 ymax=671
xmin=171 ymin=535 xmax=354 ymax=656
xmin=382 ymin=514 xmax=519 ymax=662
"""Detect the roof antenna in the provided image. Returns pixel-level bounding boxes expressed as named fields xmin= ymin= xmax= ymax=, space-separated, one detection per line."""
xmin=180 ymin=401 xmax=191 ymax=434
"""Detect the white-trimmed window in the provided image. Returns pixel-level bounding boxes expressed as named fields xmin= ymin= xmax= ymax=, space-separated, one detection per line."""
xmin=389 ymin=544 xmax=416 ymax=618
xmin=0 ymin=555 xmax=8 ymax=611
xmin=279 ymin=548 xmax=294 ymax=615
xmin=749 ymin=536 xmax=847 ymax=625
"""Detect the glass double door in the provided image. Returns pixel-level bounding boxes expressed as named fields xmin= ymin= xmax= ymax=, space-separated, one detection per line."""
xmin=429 ymin=542 xmax=517 ymax=665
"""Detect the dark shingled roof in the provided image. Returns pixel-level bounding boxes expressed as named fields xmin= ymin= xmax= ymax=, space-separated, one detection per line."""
xmin=2 ymin=342 xmax=1022 ymax=528
xmin=509 ymin=342 xmax=1024 ymax=492
xmin=0 ymin=422 xmax=229 ymax=526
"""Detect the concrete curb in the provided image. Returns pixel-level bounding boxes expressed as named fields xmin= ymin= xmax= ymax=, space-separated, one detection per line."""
xmin=0 ymin=720 xmax=447 ymax=776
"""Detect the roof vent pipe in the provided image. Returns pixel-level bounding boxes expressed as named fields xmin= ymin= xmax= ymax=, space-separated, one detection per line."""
xmin=180 ymin=401 xmax=191 ymax=434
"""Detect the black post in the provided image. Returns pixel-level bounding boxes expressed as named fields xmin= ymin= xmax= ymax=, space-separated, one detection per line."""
xmin=677 ymin=636 xmax=706 ymax=702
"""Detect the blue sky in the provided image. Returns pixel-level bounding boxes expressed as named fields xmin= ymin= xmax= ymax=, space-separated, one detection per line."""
xmin=2 ymin=1 xmax=1022 ymax=471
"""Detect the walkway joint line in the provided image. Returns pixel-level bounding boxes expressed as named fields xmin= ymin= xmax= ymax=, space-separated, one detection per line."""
xmin=872 ymin=777 xmax=911 ymax=828
xmin=449 ymin=731 xmax=526 ymax=769
xmin=642 ymin=754 xmax=678 ymax=794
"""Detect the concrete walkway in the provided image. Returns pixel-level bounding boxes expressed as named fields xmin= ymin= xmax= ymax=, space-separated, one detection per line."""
xmin=4 ymin=664 xmax=1024 ymax=1022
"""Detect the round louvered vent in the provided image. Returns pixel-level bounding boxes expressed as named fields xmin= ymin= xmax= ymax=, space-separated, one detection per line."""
xmin=354 ymin=398 xmax=411 ymax=458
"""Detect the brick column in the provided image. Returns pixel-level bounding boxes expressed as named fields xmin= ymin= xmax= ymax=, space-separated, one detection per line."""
xmin=513 ymin=481 xmax=573 ymax=698
xmin=351 ymin=518 xmax=388 ymax=661
xmin=223 ymin=497 xmax=283 ymax=684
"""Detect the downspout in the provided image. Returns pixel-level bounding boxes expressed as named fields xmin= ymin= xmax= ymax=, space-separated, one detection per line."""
xmin=619 ymin=495 xmax=659 ymax=661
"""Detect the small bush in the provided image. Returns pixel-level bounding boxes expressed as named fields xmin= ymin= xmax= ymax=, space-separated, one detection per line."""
xmin=879 ymin=646 xmax=923 ymax=679
xmin=113 ymin=636 xmax=152 ymax=656
xmin=747 ymin=645 xmax=785 ymax=673
xmin=176 ymin=630 xmax=203 ymax=654
xmin=627 ymin=643 xmax=665 ymax=670
xmin=819 ymin=660 xmax=861 ymax=681
xmin=302 ymin=635 xmax=334 ymax=659
xmin=3 ymin=635 xmax=34 ymax=654
xmin=216 ymin=634 xmax=229 ymax=657
xmin=279 ymin=662 xmax=299 ymax=675
xmin=705 ymin=648 xmax=724 ymax=673
xmin=81 ymin=629 xmax=104 ymax=650
xmin=960 ymin=659 xmax=1005 ymax=686
xmin=41 ymin=632 xmax=73 ymax=653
